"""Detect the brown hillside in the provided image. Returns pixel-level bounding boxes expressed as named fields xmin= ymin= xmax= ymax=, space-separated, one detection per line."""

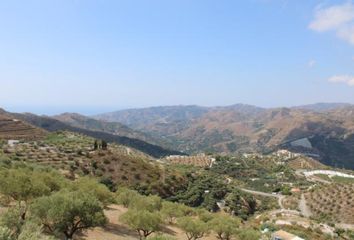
xmin=0 ymin=112 xmax=46 ymax=140
xmin=95 ymin=105 xmax=354 ymax=169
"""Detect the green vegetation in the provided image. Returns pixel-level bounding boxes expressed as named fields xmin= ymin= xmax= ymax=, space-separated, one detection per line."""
xmin=177 ymin=217 xmax=208 ymax=240
xmin=209 ymin=215 xmax=240 ymax=240
xmin=0 ymin=131 xmax=188 ymax=199
xmin=120 ymin=210 xmax=162 ymax=240
xmin=31 ymin=190 xmax=107 ymax=239
xmin=2 ymin=129 xmax=353 ymax=240
xmin=169 ymin=172 xmax=228 ymax=211
xmin=211 ymin=155 xmax=301 ymax=193
xmin=0 ymin=163 xmax=110 ymax=240
xmin=332 ymin=176 xmax=354 ymax=184
xmin=236 ymin=229 xmax=261 ymax=240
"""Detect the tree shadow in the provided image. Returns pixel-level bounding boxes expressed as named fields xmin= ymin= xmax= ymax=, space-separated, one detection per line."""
xmin=160 ymin=224 xmax=178 ymax=235
xmin=77 ymin=222 xmax=139 ymax=239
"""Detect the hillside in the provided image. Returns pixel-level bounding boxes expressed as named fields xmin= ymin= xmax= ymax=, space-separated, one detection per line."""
xmin=54 ymin=113 xmax=162 ymax=146
xmin=4 ymin=111 xmax=183 ymax=158
xmin=95 ymin=104 xmax=354 ymax=169
xmin=0 ymin=110 xmax=46 ymax=140
xmin=0 ymin=131 xmax=188 ymax=197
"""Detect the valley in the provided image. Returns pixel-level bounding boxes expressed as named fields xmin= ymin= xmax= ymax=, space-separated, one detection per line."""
xmin=0 ymin=104 xmax=354 ymax=240
xmin=95 ymin=104 xmax=354 ymax=170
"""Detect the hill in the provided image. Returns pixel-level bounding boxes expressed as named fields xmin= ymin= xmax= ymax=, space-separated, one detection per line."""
xmin=293 ymin=103 xmax=353 ymax=112
xmin=95 ymin=104 xmax=354 ymax=169
xmin=0 ymin=110 xmax=46 ymax=140
xmin=2 ymin=111 xmax=184 ymax=158
xmin=54 ymin=113 xmax=162 ymax=146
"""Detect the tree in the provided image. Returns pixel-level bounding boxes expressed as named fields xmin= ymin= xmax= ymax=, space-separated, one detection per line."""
xmin=209 ymin=215 xmax=240 ymax=240
xmin=120 ymin=210 xmax=162 ymax=240
xmin=116 ymin=188 xmax=141 ymax=208
xmin=101 ymin=140 xmax=108 ymax=150
xmin=177 ymin=217 xmax=208 ymax=240
xmin=160 ymin=202 xmax=187 ymax=224
xmin=196 ymin=209 xmax=214 ymax=223
xmin=30 ymin=190 xmax=107 ymax=240
xmin=18 ymin=221 xmax=56 ymax=240
xmin=0 ymin=168 xmax=65 ymax=220
xmin=0 ymin=209 xmax=55 ymax=240
xmin=226 ymin=190 xmax=257 ymax=220
xmin=70 ymin=177 xmax=114 ymax=207
xmin=235 ymin=229 xmax=260 ymax=240
xmin=93 ymin=140 xmax=98 ymax=150
xmin=131 ymin=195 xmax=162 ymax=212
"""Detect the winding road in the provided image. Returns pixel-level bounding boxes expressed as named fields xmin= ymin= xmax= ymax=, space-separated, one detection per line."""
xmin=239 ymin=188 xmax=285 ymax=209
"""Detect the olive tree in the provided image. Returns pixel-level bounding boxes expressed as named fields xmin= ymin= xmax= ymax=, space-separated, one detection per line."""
xmin=177 ymin=217 xmax=209 ymax=240
xmin=161 ymin=202 xmax=191 ymax=224
xmin=235 ymin=229 xmax=260 ymax=240
xmin=0 ymin=168 xmax=66 ymax=220
xmin=116 ymin=187 xmax=141 ymax=208
xmin=70 ymin=177 xmax=114 ymax=207
xmin=120 ymin=210 xmax=162 ymax=240
xmin=209 ymin=215 xmax=240 ymax=240
xmin=30 ymin=190 xmax=106 ymax=240
xmin=130 ymin=195 xmax=162 ymax=212
xmin=0 ymin=211 xmax=55 ymax=240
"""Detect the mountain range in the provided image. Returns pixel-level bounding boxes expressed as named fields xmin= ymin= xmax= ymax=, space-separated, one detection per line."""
xmin=1 ymin=102 xmax=354 ymax=169
xmin=94 ymin=103 xmax=354 ymax=169
xmin=0 ymin=109 xmax=182 ymax=158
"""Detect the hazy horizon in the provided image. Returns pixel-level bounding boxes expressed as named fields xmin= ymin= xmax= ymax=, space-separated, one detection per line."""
xmin=2 ymin=101 xmax=353 ymax=116
xmin=1 ymin=1 xmax=354 ymax=115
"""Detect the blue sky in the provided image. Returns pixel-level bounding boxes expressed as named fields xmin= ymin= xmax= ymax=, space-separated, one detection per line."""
xmin=1 ymin=0 xmax=354 ymax=115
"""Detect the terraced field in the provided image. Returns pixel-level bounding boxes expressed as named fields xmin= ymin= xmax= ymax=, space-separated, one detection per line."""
xmin=0 ymin=131 xmax=187 ymax=197
xmin=0 ymin=114 xmax=46 ymax=140
xmin=164 ymin=155 xmax=214 ymax=167
xmin=306 ymin=184 xmax=354 ymax=224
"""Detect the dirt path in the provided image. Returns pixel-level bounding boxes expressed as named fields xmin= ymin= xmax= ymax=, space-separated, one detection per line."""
xmin=298 ymin=194 xmax=311 ymax=218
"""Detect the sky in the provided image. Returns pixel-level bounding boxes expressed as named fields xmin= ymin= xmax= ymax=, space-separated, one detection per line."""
xmin=1 ymin=0 xmax=354 ymax=115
